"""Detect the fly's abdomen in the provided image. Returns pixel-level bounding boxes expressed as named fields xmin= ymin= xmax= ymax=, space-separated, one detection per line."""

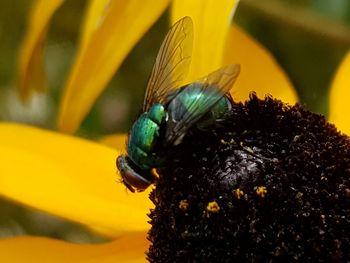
xmin=202 ymin=95 xmax=232 ymax=125
xmin=168 ymin=83 xmax=233 ymax=129
xmin=197 ymin=96 xmax=232 ymax=129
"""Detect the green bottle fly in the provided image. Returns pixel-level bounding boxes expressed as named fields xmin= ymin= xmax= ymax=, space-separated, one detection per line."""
xmin=117 ymin=17 xmax=240 ymax=192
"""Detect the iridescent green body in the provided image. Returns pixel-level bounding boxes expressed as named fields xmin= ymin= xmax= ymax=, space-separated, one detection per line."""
xmin=127 ymin=103 xmax=166 ymax=170
xmin=127 ymin=84 xmax=232 ymax=171
xmin=167 ymin=83 xmax=232 ymax=131
xmin=197 ymin=95 xmax=232 ymax=129
xmin=117 ymin=17 xmax=240 ymax=192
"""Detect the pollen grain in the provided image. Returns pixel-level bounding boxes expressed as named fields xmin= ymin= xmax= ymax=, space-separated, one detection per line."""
xmin=179 ymin=199 xmax=189 ymax=211
xmin=256 ymin=186 xmax=267 ymax=198
xmin=233 ymin=188 xmax=244 ymax=200
xmin=206 ymin=201 xmax=220 ymax=213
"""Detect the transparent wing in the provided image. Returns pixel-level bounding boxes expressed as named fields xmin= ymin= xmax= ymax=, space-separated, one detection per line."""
xmin=165 ymin=64 xmax=240 ymax=145
xmin=143 ymin=16 xmax=193 ymax=111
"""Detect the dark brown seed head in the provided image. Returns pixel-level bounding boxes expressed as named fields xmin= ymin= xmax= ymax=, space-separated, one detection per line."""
xmin=147 ymin=94 xmax=350 ymax=262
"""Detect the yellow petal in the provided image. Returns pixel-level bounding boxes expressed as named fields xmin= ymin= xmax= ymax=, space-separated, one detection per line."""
xmin=171 ymin=0 xmax=240 ymax=82
xmin=100 ymin=134 xmax=127 ymax=149
xmin=58 ymin=0 xmax=171 ymax=134
xmin=223 ymin=25 xmax=298 ymax=104
xmin=0 ymin=232 xmax=148 ymax=263
xmin=0 ymin=123 xmax=153 ymax=237
xmin=17 ymin=0 xmax=64 ymax=100
xmin=329 ymin=50 xmax=350 ymax=135
xmin=79 ymin=0 xmax=111 ymax=51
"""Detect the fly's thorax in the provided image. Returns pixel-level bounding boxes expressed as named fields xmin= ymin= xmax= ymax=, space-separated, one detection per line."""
xmin=127 ymin=104 xmax=167 ymax=170
xmin=148 ymin=103 xmax=166 ymax=125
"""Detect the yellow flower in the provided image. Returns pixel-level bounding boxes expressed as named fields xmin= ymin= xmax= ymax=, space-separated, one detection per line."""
xmin=6 ymin=0 xmax=350 ymax=261
xmin=18 ymin=0 xmax=297 ymax=134
xmin=329 ymin=51 xmax=350 ymax=135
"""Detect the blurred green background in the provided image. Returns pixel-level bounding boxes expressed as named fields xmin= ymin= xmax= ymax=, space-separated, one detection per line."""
xmin=0 ymin=0 xmax=349 ymax=242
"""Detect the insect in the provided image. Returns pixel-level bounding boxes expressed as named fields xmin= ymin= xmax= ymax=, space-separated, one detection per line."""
xmin=117 ymin=16 xmax=240 ymax=192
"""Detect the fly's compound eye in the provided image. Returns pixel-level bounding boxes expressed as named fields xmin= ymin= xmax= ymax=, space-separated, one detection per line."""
xmin=116 ymin=155 xmax=127 ymax=173
xmin=117 ymin=155 xmax=154 ymax=192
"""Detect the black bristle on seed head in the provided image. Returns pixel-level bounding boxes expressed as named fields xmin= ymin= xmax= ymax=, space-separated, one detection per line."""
xmin=147 ymin=94 xmax=350 ymax=262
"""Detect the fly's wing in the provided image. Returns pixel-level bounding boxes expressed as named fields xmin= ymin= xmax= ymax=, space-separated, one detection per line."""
xmin=165 ymin=64 xmax=240 ymax=146
xmin=143 ymin=16 xmax=193 ymax=112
